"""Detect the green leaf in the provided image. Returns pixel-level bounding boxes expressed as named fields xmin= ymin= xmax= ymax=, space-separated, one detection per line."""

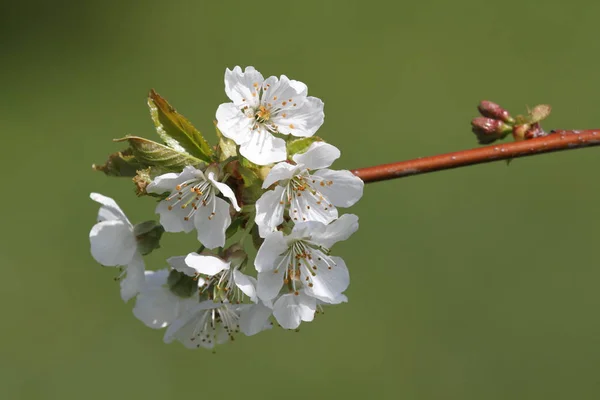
xmin=133 ymin=220 xmax=162 ymax=236
xmin=235 ymin=157 xmax=269 ymax=204
xmin=225 ymin=216 xmax=246 ymax=239
xmin=133 ymin=221 xmax=164 ymax=255
xmin=92 ymin=149 xmax=144 ymax=177
xmin=238 ymin=158 xmax=261 ymax=187
xmin=515 ymin=104 xmax=552 ymax=125
xmin=251 ymin=224 xmax=263 ymax=251
xmin=286 ymin=136 xmax=323 ymax=157
xmin=528 ymin=104 xmax=551 ymax=123
xmin=215 ymin=125 xmax=238 ymax=161
xmin=167 ymin=270 xmax=197 ymax=298
xmin=148 ymin=89 xmax=214 ymax=162
xmin=115 ymin=136 xmax=204 ymax=171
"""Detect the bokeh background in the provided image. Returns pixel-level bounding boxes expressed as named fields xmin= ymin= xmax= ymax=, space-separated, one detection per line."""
xmin=3 ymin=1 xmax=600 ymax=399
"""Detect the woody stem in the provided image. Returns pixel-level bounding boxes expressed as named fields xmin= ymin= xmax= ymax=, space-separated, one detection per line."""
xmin=351 ymin=130 xmax=600 ymax=184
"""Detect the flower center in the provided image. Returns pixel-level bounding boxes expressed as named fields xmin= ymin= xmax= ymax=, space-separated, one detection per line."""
xmin=255 ymin=105 xmax=272 ymax=124
xmin=188 ymin=304 xmax=240 ymax=347
xmin=274 ymin=239 xmax=334 ymax=293
xmin=199 ymin=268 xmax=244 ymax=303
xmin=281 ymin=174 xmax=334 ymax=222
xmin=165 ymin=177 xmax=217 ymax=221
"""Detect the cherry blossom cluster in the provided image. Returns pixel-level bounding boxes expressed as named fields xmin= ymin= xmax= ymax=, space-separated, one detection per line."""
xmin=89 ymin=66 xmax=364 ymax=350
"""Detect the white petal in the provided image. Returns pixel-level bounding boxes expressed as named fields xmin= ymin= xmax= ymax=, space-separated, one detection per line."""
xmin=194 ymin=196 xmax=231 ymax=249
xmin=257 ymin=271 xmax=284 ymax=302
xmin=224 ymin=66 xmax=263 ymax=107
xmin=208 ymin=174 xmax=241 ymax=212
xmin=262 ymin=162 xmax=299 ymax=188
xmin=89 ymin=220 xmax=136 ymax=266
xmin=145 ymin=172 xmax=179 ymax=194
xmin=90 ymin=193 xmax=130 ymax=223
xmin=260 ymin=75 xmax=306 ymax=114
xmin=292 ymin=142 xmax=340 ymax=170
xmin=272 ymin=97 xmax=324 ymax=138
xmin=184 ymin=253 xmax=230 ymax=276
xmin=290 ymin=220 xmax=328 ymax=240
xmin=143 ymin=268 xmax=169 ymax=286
xmin=333 ymin=293 xmax=348 ymax=304
xmin=239 ymin=128 xmax=287 ymax=166
xmin=233 ymin=270 xmax=258 ymax=303
xmin=262 ymin=299 xmax=274 ymax=309
xmin=164 ymin=300 xmax=217 ymax=335
xmin=304 ymin=256 xmax=349 ymax=303
xmin=167 ymin=255 xmax=196 ymax=277
xmin=273 ymin=292 xmax=316 ymax=329
xmin=132 ymin=269 xmax=191 ymax=328
xmin=287 ymin=78 xmax=309 ymax=97
xmin=239 ymin=303 xmax=273 ymax=336
xmin=313 ymin=214 xmax=359 ymax=248
xmin=312 ymin=169 xmax=364 ymax=207
xmin=163 ymin=304 xmax=205 ymax=347
xmin=255 ymin=231 xmax=288 ymax=272
xmin=147 ymin=166 xmax=203 ymax=194
xmin=155 ymin=200 xmax=195 ymax=233
xmin=216 ymin=102 xmax=254 ymax=145
xmin=120 ymin=252 xmax=145 ymax=302
xmin=255 ymin=186 xmax=286 ymax=238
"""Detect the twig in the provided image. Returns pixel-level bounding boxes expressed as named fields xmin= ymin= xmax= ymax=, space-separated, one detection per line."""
xmin=351 ymin=130 xmax=600 ymax=184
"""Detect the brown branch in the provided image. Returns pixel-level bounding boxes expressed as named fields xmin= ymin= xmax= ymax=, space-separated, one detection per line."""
xmin=351 ymin=130 xmax=600 ymax=184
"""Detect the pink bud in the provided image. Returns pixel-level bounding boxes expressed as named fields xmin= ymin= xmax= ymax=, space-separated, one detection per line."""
xmin=471 ymin=117 xmax=511 ymax=144
xmin=477 ymin=101 xmax=514 ymax=124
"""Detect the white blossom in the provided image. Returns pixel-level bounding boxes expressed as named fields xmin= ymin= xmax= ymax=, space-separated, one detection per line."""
xmin=135 ymin=256 xmax=272 ymax=348
xmin=255 ymin=142 xmax=364 ymax=237
xmin=89 ymin=193 xmax=145 ymax=302
xmin=132 ymin=269 xmax=198 ymax=329
xmin=184 ymin=252 xmax=273 ymax=336
xmin=216 ymin=66 xmax=324 ymax=165
xmin=146 ymin=165 xmax=240 ymax=249
xmin=163 ymin=300 xmax=242 ymax=349
xmin=255 ymin=214 xmax=359 ymax=327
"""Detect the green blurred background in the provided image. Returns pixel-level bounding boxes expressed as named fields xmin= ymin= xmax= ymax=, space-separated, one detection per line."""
xmin=3 ymin=0 xmax=600 ymax=398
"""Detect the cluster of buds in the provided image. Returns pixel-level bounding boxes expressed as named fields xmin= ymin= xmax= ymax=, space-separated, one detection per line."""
xmin=471 ymin=101 xmax=551 ymax=144
xmin=90 ymin=66 xmax=364 ymax=350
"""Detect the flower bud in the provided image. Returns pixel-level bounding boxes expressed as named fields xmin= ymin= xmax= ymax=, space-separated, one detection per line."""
xmin=471 ymin=117 xmax=512 ymax=144
xmin=512 ymin=124 xmax=530 ymax=142
xmin=477 ymin=101 xmax=514 ymax=124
